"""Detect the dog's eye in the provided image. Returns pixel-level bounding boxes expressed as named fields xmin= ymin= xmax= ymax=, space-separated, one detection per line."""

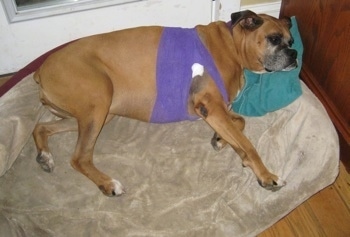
xmin=288 ymin=37 xmax=294 ymax=47
xmin=268 ymin=35 xmax=282 ymax=45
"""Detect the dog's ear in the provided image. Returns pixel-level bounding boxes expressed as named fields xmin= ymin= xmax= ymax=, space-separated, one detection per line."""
xmin=231 ymin=10 xmax=264 ymax=30
xmin=280 ymin=16 xmax=292 ymax=29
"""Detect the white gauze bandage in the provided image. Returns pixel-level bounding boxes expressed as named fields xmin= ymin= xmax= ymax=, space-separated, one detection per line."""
xmin=191 ymin=63 xmax=204 ymax=78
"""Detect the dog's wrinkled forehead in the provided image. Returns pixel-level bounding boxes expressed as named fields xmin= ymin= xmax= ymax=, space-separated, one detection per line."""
xmin=258 ymin=14 xmax=294 ymax=46
xmin=231 ymin=10 xmax=293 ymax=45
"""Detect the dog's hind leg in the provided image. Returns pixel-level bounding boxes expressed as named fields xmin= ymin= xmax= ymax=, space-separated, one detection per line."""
xmin=33 ymin=118 xmax=77 ymax=172
xmin=70 ymin=110 xmax=125 ymax=197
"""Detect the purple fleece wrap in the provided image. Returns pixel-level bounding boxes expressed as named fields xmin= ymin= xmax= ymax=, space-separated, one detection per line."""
xmin=150 ymin=27 xmax=229 ymax=123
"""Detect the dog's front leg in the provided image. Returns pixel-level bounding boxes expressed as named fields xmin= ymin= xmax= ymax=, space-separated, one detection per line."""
xmin=196 ymin=96 xmax=284 ymax=190
xmin=190 ymin=71 xmax=285 ymax=191
xmin=211 ymin=111 xmax=245 ymax=151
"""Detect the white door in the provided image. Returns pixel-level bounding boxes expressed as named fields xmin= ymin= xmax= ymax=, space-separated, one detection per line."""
xmin=0 ymin=0 xmax=240 ymax=74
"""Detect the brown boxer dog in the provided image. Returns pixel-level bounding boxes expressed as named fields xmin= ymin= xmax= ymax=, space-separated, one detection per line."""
xmin=33 ymin=10 xmax=297 ymax=196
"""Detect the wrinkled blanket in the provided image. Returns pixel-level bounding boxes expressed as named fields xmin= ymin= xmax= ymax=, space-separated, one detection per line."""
xmin=0 ymin=74 xmax=339 ymax=237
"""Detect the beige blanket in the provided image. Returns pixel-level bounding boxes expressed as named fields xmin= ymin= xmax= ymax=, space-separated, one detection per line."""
xmin=0 ymin=74 xmax=339 ymax=237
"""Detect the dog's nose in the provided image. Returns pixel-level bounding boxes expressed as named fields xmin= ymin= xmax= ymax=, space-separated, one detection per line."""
xmin=288 ymin=49 xmax=298 ymax=59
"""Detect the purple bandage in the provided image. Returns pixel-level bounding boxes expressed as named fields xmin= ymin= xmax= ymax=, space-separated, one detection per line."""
xmin=150 ymin=27 xmax=228 ymax=123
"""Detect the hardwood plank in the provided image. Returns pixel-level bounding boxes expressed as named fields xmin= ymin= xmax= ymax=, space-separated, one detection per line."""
xmin=334 ymin=162 xmax=350 ymax=210
xmin=307 ymin=184 xmax=350 ymax=237
xmin=258 ymin=218 xmax=296 ymax=237
xmin=286 ymin=203 xmax=326 ymax=237
xmin=259 ymin=199 xmax=326 ymax=237
xmin=260 ymin=161 xmax=350 ymax=236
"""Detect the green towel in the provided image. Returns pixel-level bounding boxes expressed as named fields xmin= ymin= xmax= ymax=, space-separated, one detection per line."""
xmin=232 ymin=16 xmax=303 ymax=116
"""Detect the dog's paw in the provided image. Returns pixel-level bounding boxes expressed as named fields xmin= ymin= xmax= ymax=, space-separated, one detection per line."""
xmin=36 ymin=151 xmax=55 ymax=172
xmin=257 ymin=174 xmax=286 ymax=192
xmin=211 ymin=133 xmax=227 ymax=151
xmin=98 ymin=179 xmax=126 ymax=197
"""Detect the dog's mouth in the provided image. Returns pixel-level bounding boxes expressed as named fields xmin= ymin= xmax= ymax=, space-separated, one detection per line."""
xmin=282 ymin=59 xmax=298 ymax=71
xmin=265 ymin=59 xmax=298 ymax=72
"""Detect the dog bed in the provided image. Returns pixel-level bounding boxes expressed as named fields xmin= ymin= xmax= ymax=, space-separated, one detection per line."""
xmin=0 ymin=75 xmax=339 ymax=237
xmin=0 ymin=21 xmax=339 ymax=237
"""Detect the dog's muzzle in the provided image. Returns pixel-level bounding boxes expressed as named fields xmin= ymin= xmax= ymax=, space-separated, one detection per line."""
xmin=264 ymin=48 xmax=298 ymax=72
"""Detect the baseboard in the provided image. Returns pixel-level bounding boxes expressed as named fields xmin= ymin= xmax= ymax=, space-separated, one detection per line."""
xmin=240 ymin=1 xmax=281 ymax=18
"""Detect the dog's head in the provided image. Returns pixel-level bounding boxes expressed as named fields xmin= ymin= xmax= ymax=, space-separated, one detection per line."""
xmin=231 ymin=10 xmax=298 ymax=73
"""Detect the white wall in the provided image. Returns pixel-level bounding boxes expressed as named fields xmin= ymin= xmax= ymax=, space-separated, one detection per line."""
xmin=0 ymin=0 xmax=214 ymax=74
xmin=240 ymin=0 xmax=281 ymax=18
xmin=241 ymin=0 xmax=280 ymax=5
xmin=0 ymin=0 xmax=279 ymax=74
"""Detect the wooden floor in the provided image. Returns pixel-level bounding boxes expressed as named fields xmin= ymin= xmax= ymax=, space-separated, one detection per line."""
xmin=259 ymin=162 xmax=350 ymax=237
xmin=1 ymin=75 xmax=350 ymax=236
